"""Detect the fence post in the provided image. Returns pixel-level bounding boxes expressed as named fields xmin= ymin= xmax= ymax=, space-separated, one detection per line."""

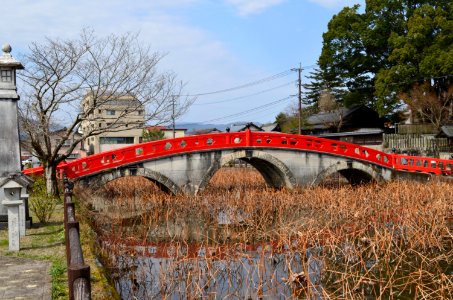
xmin=68 ymin=264 xmax=91 ymax=300
xmin=63 ymin=175 xmax=91 ymax=300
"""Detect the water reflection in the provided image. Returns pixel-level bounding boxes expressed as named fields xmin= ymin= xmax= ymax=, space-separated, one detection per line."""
xmin=108 ymin=243 xmax=322 ymax=299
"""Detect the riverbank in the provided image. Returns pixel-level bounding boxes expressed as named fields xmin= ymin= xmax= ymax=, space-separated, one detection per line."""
xmin=0 ymin=203 xmax=118 ymax=299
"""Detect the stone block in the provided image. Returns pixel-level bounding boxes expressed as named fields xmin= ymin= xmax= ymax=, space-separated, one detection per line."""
xmin=3 ymin=200 xmax=22 ymax=251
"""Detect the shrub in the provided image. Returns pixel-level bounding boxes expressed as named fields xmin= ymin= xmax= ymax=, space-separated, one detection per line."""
xmin=29 ymin=177 xmax=60 ymax=224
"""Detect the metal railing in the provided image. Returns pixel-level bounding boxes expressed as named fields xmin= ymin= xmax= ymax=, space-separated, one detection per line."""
xmin=63 ymin=177 xmax=91 ymax=300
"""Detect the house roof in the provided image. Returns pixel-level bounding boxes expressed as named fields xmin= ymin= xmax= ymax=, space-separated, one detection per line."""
xmin=318 ymin=128 xmax=384 ymax=138
xmin=305 ymin=106 xmax=381 ymax=130
xmin=162 ymin=128 xmax=188 ymax=132
xmin=261 ymin=123 xmax=281 ymax=132
xmin=146 ymin=126 xmax=187 ymax=132
xmin=228 ymin=122 xmax=263 ymax=132
xmin=187 ymin=128 xmax=223 ymax=135
xmin=306 ymin=107 xmax=355 ymax=128
xmin=146 ymin=126 xmax=167 ymax=131
xmin=198 ymin=128 xmax=222 ymax=133
xmin=438 ymin=125 xmax=453 ymax=138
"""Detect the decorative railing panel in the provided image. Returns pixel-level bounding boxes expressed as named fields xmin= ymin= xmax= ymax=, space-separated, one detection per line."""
xmin=24 ymin=131 xmax=453 ymax=178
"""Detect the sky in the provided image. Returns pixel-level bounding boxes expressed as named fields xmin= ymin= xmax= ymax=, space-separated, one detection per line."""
xmin=1 ymin=0 xmax=364 ymax=126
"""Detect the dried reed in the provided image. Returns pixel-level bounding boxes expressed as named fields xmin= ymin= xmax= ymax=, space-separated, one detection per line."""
xmin=76 ymin=168 xmax=453 ymax=299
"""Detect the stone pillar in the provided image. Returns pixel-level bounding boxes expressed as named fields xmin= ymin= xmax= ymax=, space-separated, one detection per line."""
xmin=2 ymin=183 xmax=24 ymax=250
xmin=3 ymin=200 xmax=22 ymax=251
xmin=19 ymin=196 xmax=26 ymax=236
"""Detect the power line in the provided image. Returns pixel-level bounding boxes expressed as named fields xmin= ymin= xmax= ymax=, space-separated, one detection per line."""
xmin=193 ymin=81 xmax=296 ymax=105
xmin=185 ymin=64 xmax=317 ymax=97
xmin=200 ymin=95 xmax=295 ymax=123
xmin=184 ymin=70 xmax=291 ymax=97
xmin=222 ymin=102 xmax=290 ymax=124
xmin=183 ymin=64 xmax=317 ymax=124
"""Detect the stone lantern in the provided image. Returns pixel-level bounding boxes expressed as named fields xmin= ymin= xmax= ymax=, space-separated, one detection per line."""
xmin=0 ymin=44 xmax=24 ymax=178
xmin=0 ymin=44 xmax=31 ymax=248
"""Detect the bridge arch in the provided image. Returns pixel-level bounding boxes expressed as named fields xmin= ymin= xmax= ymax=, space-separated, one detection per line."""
xmin=312 ymin=160 xmax=385 ymax=186
xmin=78 ymin=166 xmax=182 ymax=195
xmin=198 ymin=150 xmax=296 ymax=192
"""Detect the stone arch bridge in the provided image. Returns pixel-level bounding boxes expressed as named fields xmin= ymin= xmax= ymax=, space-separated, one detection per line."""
xmin=24 ymin=131 xmax=453 ymax=194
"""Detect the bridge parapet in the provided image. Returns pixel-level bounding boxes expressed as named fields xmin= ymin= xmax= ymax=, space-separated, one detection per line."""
xmin=24 ymin=131 xmax=453 ymax=179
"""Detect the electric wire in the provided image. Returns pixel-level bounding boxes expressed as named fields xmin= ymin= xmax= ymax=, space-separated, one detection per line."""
xmin=200 ymin=95 xmax=295 ymax=123
xmin=222 ymin=103 xmax=290 ymax=124
xmin=193 ymin=81 xmax=296 ymax=105
xmin=184 ymin=70 xmax=292 ymax=97
xmin=188 ymin=70 xmax=451 ymax=125
xmin=184 ymin=64 xmax=317 ymax=97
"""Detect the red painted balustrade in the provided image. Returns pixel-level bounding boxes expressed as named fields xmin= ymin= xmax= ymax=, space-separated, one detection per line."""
xmin=23 ymin=131 xmax=453 ymax=178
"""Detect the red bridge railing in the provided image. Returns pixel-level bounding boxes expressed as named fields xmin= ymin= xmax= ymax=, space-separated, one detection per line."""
xmin=23 ymin=131 xmax=453 ymax=178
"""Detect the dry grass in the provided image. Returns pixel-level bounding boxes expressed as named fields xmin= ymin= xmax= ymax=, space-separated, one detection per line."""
xmin=76 ymin=168 xmax=453 ymax=299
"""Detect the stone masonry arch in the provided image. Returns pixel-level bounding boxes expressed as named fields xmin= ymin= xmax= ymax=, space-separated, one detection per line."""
xmin=312 ymin=160 xmax=386 ymax=186
xmin=198 ymin=149 xmax=296 ymax=192
xmin=78 ymin=166 xmax=182 ymax=195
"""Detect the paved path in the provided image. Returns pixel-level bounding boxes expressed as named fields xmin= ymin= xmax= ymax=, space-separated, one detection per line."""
xmin=0 ymin=256 xmax=51 ymax=300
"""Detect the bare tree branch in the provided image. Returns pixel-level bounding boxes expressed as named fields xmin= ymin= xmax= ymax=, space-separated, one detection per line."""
xmin=399 ymin=81 xmax=452 ymax=129
xmin=18 ymin=30 xmax=193 ymax=195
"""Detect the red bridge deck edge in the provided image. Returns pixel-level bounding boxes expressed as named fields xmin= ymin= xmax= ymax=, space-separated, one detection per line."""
xmin=23 ymin=130 xmax=453 ymax=179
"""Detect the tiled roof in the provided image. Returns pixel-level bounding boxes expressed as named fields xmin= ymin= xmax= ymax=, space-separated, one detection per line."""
xmin=306 ymin=107 xmax=354 ymax=127
xmin=439 ymin=125 xmax=453 ymax=137
xmin=229 ymin=122 xmax=263 ymax=132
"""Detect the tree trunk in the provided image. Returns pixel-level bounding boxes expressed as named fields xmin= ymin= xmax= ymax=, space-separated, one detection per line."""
xmin=44 ymin=164 xmax=60 ymax=197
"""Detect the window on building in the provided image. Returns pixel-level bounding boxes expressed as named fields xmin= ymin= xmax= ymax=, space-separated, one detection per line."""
xmin=106 ymin=110 xmax=116 ymax=116
xmin=98 ymin=109 xmax=102 ymax=114
xmin=99 ymin=123 xmax=102 ymax=128
xmin=67 ymin=153 xmax=80 ymax=159
xmin=0 ymin=70 xmax=12 ymax=82
xmin=99 ymin=137 xmax=134 ymax=144
xmin=137 ymin=110 xmax=144 ymax=116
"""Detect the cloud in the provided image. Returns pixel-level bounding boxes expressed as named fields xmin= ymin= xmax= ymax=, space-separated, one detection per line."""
xmin=0 ymin=1 xmax=237 ymax=78
xmin=1 ymin=0 xmax=271 ymax=122
xmin=225 ymin=0 xmax=286 ymax=16
xmin=307 ymin=0 xmax=363 ymax=9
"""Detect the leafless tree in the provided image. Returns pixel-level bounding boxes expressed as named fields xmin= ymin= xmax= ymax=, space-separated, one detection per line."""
xmin=318 ymin=89 xmax=345 ymax=133
xmin=18 ymin=29 xmax=194 ymax=195
xmin=399 ymin=82 xmax=452 ymax=129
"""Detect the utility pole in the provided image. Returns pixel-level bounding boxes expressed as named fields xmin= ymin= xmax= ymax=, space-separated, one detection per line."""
xmin=291 ymin=64 xmax=303 ymax=135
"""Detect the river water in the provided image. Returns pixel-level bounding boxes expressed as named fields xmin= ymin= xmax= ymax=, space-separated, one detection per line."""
xmin=104 ymin=241 xmax=323 ymax=300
